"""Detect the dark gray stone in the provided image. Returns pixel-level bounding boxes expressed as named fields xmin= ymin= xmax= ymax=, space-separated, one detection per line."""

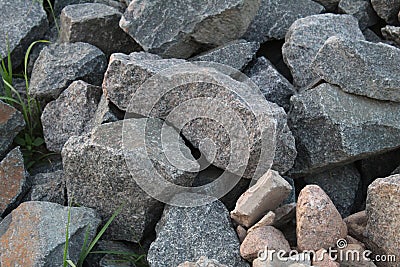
xmin=41 ymin=80 xmax=102 ymax=152
xmin=93 ymin=95 xmax=120 ymax=125
xmin=55 ymin=0 xmax=126 ymax=15
xmin=0 ymin=101 xmax=25 ymax=158
xmin=338 ymin=0 xmax=379 ymax=30
xmin=0 ymin=201 xmax=100 ymax=266
xmin=190 ymin=40 xmax=259 ymax=70
xmin=0 ymin=0 xmax=48 ymax=68
xmin=312 ymin=36 xmax=400 ymax=102
xmin=393 ymin=165 xmax=400 ymax=174
xmin=243 ymin=0 xmax=324 ymax=43
xmin=288 ymin=83 xmax=400 ymax=176
xmin=147 ymin=199 xmax=248 ymax=267
xmin=363 ymin=28 xmax=383 ymax=42
xmin=30 ymin=170 xmax=65 ymax=205
xmin=283 ymin=177 xmax=296 ymax=205
xmin=371 ymin=0 xmax=400 ymax=24
xmin=29 ymin=42 xmax=107 ymax=101
xmin=312 ymin=0 xmax=340 ymax=11
xmin=381 ymin=25 xmax=400 ymax=46
xmin=119 ymin=0 xmax=260 ymax=58
xmin=60 ymin=3 xmax=141 ymax=56
xmin=282 ymin=14 xmax=364 ymax=88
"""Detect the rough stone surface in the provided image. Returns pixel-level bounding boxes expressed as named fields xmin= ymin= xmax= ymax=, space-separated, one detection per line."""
xmin=312 ymin=36 xmax=400 ymax=102
xmin=363 ymin=29 xmax=382 ymax=43
xmin=344 ymin=211 xmax=367 ymax=242
xmin=297 ymin=185 xmax=347 ymax=251
xmin=313 ymin=249 xmax=340 ymax=267
xmin=313 ymin=0 xmax=340 ymax=11
xmin=0 ymin=101 xmax=25 ymax=158
xmin=247 ymin=211 xmax=275 ymax=233
xmin=288 ymin=83 xmax=400 ymax=176
xmin=30 ymin=170 xmax=65 ymax=205
xmin=119 ymin=0 xmax=260 ymax=58
xmin=148 ymin=200 xmax=248 ymax=267
xmin=0 ymin=201 xmax=100 ymax=266
xmin=190 ymin=40 xmax=259 ymax=70
xmin=283 ymin=177 xmax=296 ymax=204
xmin=338 ymin=244 xmax=377 ymax=267
xmin=29 ymin=42 xmax=107 ymax=101
xmin=178 ymin=256 xmax=228 ymax=267
xmin=243 ymin=0 xmax=324 ymax=43
xmin=41 ymin=80 xmax=102 ymax=152
xmin=282 ymin=14 xmax=364 ymax=88
xmin=381 ymin=25 xmax=400 ymax=46
xmin=231 ymin=170 xmax=292 ymax=228
xmin=253 ymin=253 xmax=312 ymax=267
xmin=371 ymin=0 xmax=400 ymax=24
xmin=304 ymin=164 xmax=361 ymax=218
xmin=273 ymin=202 xmax=296 ymax=227
xmin=55 ymin=0 xmax=126 ymax=15
xmin=0 ymin=0 xmax=48 ymax=68
xmin=60 ymin=3 xmax=141 ymax=56
xmin=93 ymin=95 xmax=121 ymax=126
xmin=62 ymin=119 xmax=197 ymax=241
xmin=338 ymin=0 xmax=379 ymax=30
xmin=0 ymin=148 xmax=28 ymax=217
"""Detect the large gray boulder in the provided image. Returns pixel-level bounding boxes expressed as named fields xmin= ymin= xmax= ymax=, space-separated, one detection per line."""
xmin=119 ymin=0 xmax=260 ymax=58
xmin=338 ymin=0 xmax=379 ymax=30
xmin=371 ymin=0 xmax=400 ymax=25
xmin=147 ymin=199 xmax=248 ymax=267
xmin=243 ymin=0 xmax=324 ymax=43
xmin=30 ymin=170 xmax=66 ymax=205
xmin=0 ymin=101 xmax=25 ymax=158
xmin=29 ymin=42 xmax=107 ymax=102
xmin=288 ymin=83 xmax=400 ymax=176
xmin=312 ymin=36 xmax=400 ymax=102
xmin=282 ymin=14 xmax=364 ymax=89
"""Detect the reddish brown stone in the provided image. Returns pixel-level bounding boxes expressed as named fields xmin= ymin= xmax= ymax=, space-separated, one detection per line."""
xmin=0 ymin=101 xmax=25 ymax=157
xmin=313 ymin=248 xmax=340 ymax=267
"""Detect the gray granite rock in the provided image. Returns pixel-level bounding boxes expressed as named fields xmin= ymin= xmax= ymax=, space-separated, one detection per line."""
xmin=119 ymin=0 xmax=260 ymax=58
xmin=338 ymin=0 xmax=379 ymax=30
xmin=371 ymin=0 xmax=400 ymax=24
xmin=29 ymin=42 xmax=107 ymax=101
xmin=283 ymin=177 xmax=296 ymax=204
xmin=0 ymin=201 xmax=101 ymax=266
xmin=190 ymin=40 xmax=259 ymax=70
xmin=60 ymin=3 xmax=141 ymax=56
xmin=0 ymin=0 xmax=48 ymax=68
xmin=148 ymin=199 xmax=248 ymax=267
xmin=312 ymin=36 xmax=400 ymax=102
xmin=282 ymin=14 xmax=364 ymax=89
xmin=304 ymin=164 xmax=361 ymax=218
xmin=178 ymin=256 xmax=228 ymax=267
xmin=55 ymin=0 xmax=126 ymax=15
xmin=363 ymin=28 xmax=383 ymax=43
xmin=288 ymin=83 xmax=400 ymax=176
xmin=244 ymin=57 xmax=296 ymax=111
xmin=30 ymin=170 xmax=65 ymax=205
xmin=312 ymin=0 xmax=340 ymax=11
xmin=62 ymin=119 xmax=198 ymax=241
xmin=243 ymin=0 xmax=324 ymax=43
xmin=41 ymin=80 xmax=102 ymax=152
xmin=92 ymin=95 xmax=120 ymax=126
xmin=0 ymin=101 xmax=25 ymax=158
xmin=381 ymin=25 xmax=400 ymax=46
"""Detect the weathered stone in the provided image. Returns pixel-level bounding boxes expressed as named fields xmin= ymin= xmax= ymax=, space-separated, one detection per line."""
xmin=60 ymin=3 xmax=140 ymax=56
xmin=312 ymin=0 xmax=340 ymax=11
xmin=236 ymin=225 xmax=247 ymax=243
xmin=240 ymin=225 xmax=290 ymax=261
xmin=62 ymin=119 xmax=197 ymax=241
xmin=312 ymin=36 xmax=400 ymax=102
xmin=313 ymin=249 xmax=340 ymax=267
xmin=0 ymin=0 xmax=48 ymax=68
xmin=297 ymin=185 xmax=347 ymax=251
xmin=55 ymin=0 xmax=126 ymax=15
xmin=304 ymin=164 xmax=361 ymax=218
xmin=41 ymin=80 xmax=102 ymax=152
xmin=253 ymin=253 xmax=312 ymax=267
xmin=0 ymin=101 xmax=25 ymax=158
xmin=338 ymin=0 xmax=379 ymax=30
xmin=371 ymin=0 xmax=400 ymax=24
xmin=243 ymin=0 xmax=324 ymax=43
xmin=29 ymin=42 xmax=107 ymax=101
xmin=30 ymin=170 xmax=65 ymax=205
xmin=381 ymin=25 xmax=400 ymax=46
xmin=119 ymin=0 xmax=260 ymax=58
xmin=92 ymin=95 xmax=121 ymax=126
xmin=366 ymin=174 xmax=400 ymax=263
xmin=282 ymin=14 xmax=364 ymax=88
xmin=190 ymin=40 xmax=259 ymax=70
xmin=363 ymin=29 xmax=382 ymax=43
xmin=0 ymin=201 xmax=100 ymax=266
xmin=344 ymin=211 xmax=368 ymax=246
xmin=247 ymin=211 xmax=275 ymax=233
xmin=338 ymin=244 xmax=377 ymax=267
xmin=288 ymin=83 xmax=400 ymax=176
xmin=178 ymin=256 xmax=228 ymax=267
xmin=231 ymin=170 xmax=292 ymax=228
xmin=273 ymin=202 xmax=296 ymax=227
xmin=148 ymin=200 xmax=248 ymax=267
xmin=0 ymin=147 xmax=28 ymax=217
xmin=282 ymin=177 xmax=296 ymax=204
xmin=244 ymin=57 xmax=297 ymax=111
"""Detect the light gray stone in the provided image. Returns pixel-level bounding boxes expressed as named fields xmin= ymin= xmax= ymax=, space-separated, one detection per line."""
xmin=282 ymin=14 xmax=364 ymax=88
xmin=29 ymin=42 xmax=107 ymax=101
xmin=148 ymin=199 xmax=248 ymax=267
xmin=178 ymin=256 xmax=228 ymax=267
xmin=371 ymin=0 xmax=400 ymax=24
xmin=243 ymin=0 xmax=324 ymax=43
xmin=93 ymin=95 xmax=120 ymax=126
xmin=119 ymin=0 xmax=260 ymax=58
xmin=30 ymin=170 xmax=65 ymax=205
xmin=55 ymin=0 xmax=126 ymax=15
xmin=312 ymin=0 xmax=340 ymax=11
xmin=288 ymin=83 xmax=400 ymax=176
xmin=312 ymin=36 xmax=400 ymax=102
xmin=338 ymin=0 xmax=379 ymax=30
xmin=0 ymin=101 xmax=25 ymax=158
xmin=381 ymin=25 xmax=400 ymax=46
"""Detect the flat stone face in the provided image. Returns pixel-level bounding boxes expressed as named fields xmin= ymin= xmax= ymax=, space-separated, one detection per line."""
xmin=0 ymin=201 xmax=100 ymax=266
xmin=55 ymin=0 xmax=126 ymax=15
xmin=366 ymin=174 xmax=400 ymax=262
xmin=243 ymin=0 xmax=324 ymax=43
xmin=177 ymin=256 xmax=228 ymax=267
xmin=338 ymin=0 xmax=379 ymax=30
xmin=382 ymin=25 xmax=400 ymax=46
xmin=119 ymin=0 xmax=260 ymax=58
xmin=0 ymin=0 xmax=48 ymax=68
xmin=30 ymin=170 xmax=66 ymax=205
xmin=371 ymin=0 xmax=400 ymax=24
xmin=313 ymin=0 xmax=340 ymax=11
xmin=296 ymin=185 xmax=347 ymax=252
xmin=62 ymin=118 xmax=197 ymax=241
xmin=60 ymin=3 xmax=140 ymax=56
xmin=312 ymin=37 xmax=400 ymax=102
xmin=147 ymin=200 xmax=249 ymax=267
xmin=29 ymin=42 xmax=107 ymax=102
xmin=288 ymin=83 xmax=400 ymax=176
xmin=0 ymin=101 xmax=25 ymax=158
xmin=41 ymin=80 xmax=102 ymax=152
xmin=282 ymin=14 xmax=364 ymax=88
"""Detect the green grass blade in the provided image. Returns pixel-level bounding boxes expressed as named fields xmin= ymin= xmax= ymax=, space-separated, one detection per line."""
xmin=23 ymin=40 xmax=50 ymax=89
xmin=0 ymin=96 xmax=22 ymax=106
xmin=66 ymin=260 xmax=77 ymax=267
xmin=77 ymin=225 xmax=91 ymax=267
xmin=63 ymin=204 xmax=72 ymax=267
